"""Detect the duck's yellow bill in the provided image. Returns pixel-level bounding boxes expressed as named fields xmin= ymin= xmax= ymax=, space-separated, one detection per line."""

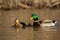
xmin=30 ymin=17 xmax=33 ymax=21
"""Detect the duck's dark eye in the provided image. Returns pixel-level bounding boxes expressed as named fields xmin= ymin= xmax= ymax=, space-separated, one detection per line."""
xmin=31 ymin=14 xmax=33 ymax=17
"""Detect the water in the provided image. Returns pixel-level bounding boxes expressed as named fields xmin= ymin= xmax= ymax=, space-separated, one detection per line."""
xmin=0 ymin=8 xmax=60 ymax=40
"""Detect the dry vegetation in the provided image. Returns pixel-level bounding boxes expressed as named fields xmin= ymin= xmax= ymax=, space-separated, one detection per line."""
xmin=0 ymin=0 xmax=60 ymax=10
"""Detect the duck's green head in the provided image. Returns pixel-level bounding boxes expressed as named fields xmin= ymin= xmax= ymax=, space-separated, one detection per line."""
xmin=30 ymin=13 xmax=38 ymax=21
